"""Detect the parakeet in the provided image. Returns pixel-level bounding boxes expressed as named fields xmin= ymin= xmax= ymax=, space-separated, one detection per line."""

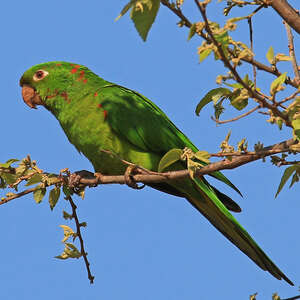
xmin=20 ymin=61 xmax=293 ymax=285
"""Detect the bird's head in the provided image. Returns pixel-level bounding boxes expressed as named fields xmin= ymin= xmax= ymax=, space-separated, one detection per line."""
xmin=20 ymin=61 xmax=89 ymax=109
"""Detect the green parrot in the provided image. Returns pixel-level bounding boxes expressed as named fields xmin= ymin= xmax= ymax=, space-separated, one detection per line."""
xmin=20 ymin=61 xmax=293 ymax=285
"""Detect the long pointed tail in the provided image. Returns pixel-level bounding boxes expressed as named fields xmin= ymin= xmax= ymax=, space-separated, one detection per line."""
xmin=186 ymin=179 xmax=293 ymax=285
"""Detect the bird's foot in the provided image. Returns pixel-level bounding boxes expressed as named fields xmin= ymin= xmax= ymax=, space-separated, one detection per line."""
xmin=94 ymin=172 xmax=104 ymax=185
xmin=68 ymin=170 xmax=96 ymax=189
xmin=124 ymin=165 xmax=145 ymax=190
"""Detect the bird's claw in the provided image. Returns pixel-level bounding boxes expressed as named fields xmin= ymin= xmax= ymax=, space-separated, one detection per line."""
xmin=94 ymin=172 xmax=104 ymax=185
xmin=124 ymin=165 xmax=145 ymax=190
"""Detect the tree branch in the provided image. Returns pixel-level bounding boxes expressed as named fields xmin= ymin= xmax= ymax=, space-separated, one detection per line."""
xmin=0 ymin=139 xmax=297 ymax=204
xmin=270 ymin=0 xmax=300 ymax=34
xmin=74 ymin=138 xmax=298 ymax=186
xmin=284 ymin=21 xmax=300 ymax=84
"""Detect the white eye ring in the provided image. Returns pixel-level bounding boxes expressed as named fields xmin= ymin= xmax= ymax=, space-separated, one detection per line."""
xmin=33 ymin=70 xmax=49 ymax=81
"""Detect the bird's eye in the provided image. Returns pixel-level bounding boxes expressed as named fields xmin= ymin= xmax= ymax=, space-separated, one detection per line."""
xmin=33 ymin=70 xmax=49 ymax=81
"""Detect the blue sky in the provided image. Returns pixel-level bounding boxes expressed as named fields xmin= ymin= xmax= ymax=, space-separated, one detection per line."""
xmin=1 ymin=1 xmax=299 ymax=299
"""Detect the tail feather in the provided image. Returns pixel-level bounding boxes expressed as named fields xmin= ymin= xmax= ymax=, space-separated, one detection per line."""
xmin=185 ymin=179 xmax=293 ymax=285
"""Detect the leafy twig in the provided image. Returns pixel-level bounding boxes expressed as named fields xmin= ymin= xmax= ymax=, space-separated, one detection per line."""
xmin=212 ymin=105 xmax=259 ymax=124
xmin=66 ymin=195 xmax=95 ymax=284
xmin=194 ymin=0 xmax=292 ymax=127
xmin=0 ymin=187 xmax=37 ymax=205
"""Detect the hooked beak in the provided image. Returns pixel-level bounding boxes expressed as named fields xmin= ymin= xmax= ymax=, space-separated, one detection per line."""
xmin=21 ymin=84 xmax=44 ymax=109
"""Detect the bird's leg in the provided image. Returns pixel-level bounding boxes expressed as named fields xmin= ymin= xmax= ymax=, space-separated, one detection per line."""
xmin=124 ymin=165 xmax=145 ymax=190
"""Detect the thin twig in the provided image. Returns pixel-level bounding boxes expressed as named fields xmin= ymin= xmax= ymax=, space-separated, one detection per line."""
xmin=241 ymin=55 xmax=298 ymax=87
xmin=212 ymin=105 xmax=259 ymax=124
xmin=278 ymin=90 xmax=300 ymax=105
xmin=284 ymin=21 xmax=300 ymax=84
xmin=66 ymin=195 xmax=95 ymax=284
xmin=276 ymin=160 xmax=299 ymax=166
xmin=210 ymin=147 xmax=296 ymax=157
xmin=0 ymin=187 xmax=37 ymax=205
xmin=258 ymin=110 xmax=270 ymax=116
xmin=248 ymin=16 xmax=256 ymax=88
xmin=281 ymin=295 xmax=300 ymax=300
xmin=160 ymin=0 xmax=192 ymax=27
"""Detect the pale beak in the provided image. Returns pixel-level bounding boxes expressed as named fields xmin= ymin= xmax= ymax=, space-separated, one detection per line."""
xmin=21 ymin=85 xmax=44 ymax=109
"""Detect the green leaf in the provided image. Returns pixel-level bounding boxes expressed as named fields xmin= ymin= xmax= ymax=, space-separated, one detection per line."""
xmin=131 ymin=0 xmax=160 ymax=41
xmin=214 ymin=31 xmax=229 ymax=58
xmin=15 ymin=162 xmax=27 ymax=176
xmin=188 ymin=23 xmax=196 ymax=41
xmin=194 ymin=151 xmax=210 ymax=164
xmin=266 ymin=46 xmax=274 ymax=64
xmin=62 ymin=185 xmax=72 ymax=197
xmin=275 ymin=53 xmax=291 ymax=62
xmin=63 ymin=210 xmax=73 ymax=220
xmin=158 ymin=149 xmax=183 ymax=172
xmin=33 ymin=187 xmax=46 ymax=204
xmin=25 ymin=173 xmax=43 ymax=186
xmin=275 ymin=165 xmax=297 ymax=197
xmin=80 ymin=222 xmax=87 ymax=227
xmin=270 ymin=72 xmax=287 ymax=95
xmin=55 ymin=254 xmax=68 ymax=260
xmin=65 ymin=243 xmax=82 ymax=258
xmin=292 ymin=117 xmax=300 ymax=140
xmin=229 ymin=88 xmax=249 ymax=110
xmin=187 ymin=159 xmax=200 ymax=179
xmin=60 ymin=225 xmax=76 ymax=242
xmin=0 ymin=176 xmax=6 ymax=189
xmin=215 ymin=31 xmax=229 ymax=46
xmin=237 ymin=138 xmax=247 ymax=152
xmin=116 ymin=1 xmax=135 ymax=21
xmin=225 ymin=130 xmax=231 ymax=143
xmin=0 ymin=159 xmax=19 ymax=168
xmin=289 ymin=170 xmax=299 ymax=188
xmin=49 ymin=187 xmax=61 ymax=210
xmin=214 ymin=98 xmax=225 ymax=119
xmin=224 ymin=82 xmax=243 ymax=89
xmin=199 ymin=49 xmax=212 ymax=63
xmin=1 ymin=173 xmax=17 ymax=185
xmin=195 ymin=88 xmax=231 ymax=116
xmin=250 ymin=293 xmax=258 ymax=300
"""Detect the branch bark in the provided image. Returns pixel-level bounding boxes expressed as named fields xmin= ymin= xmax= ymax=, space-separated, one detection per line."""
xmin=270 ymin=0 xmax=300 ymax=35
